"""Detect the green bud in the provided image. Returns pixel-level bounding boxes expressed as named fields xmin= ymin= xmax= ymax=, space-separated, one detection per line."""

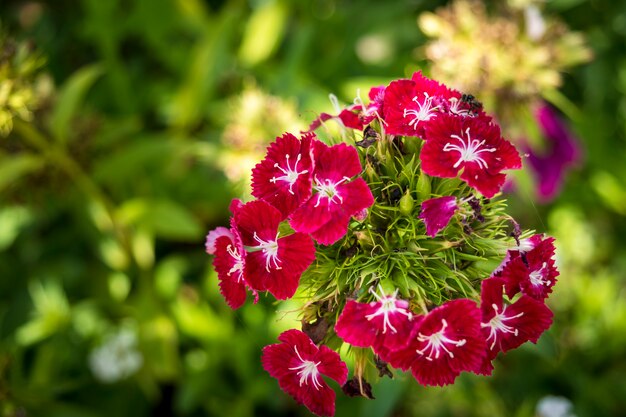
xmin=398 ymin=191 xmax=414 ymax=216
xmin=416 ymin=173 xmax=431 ymax=201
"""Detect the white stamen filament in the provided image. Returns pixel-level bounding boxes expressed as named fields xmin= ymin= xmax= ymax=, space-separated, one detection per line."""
xmin=253 ymin=231 xmax=281 ymax=272
xmin=365 ymin=286 xmax=412 ymax=334
xmin=313 ymin=176 xmax=350 ymax=208
xmin=270 ymin=153 xmax=309 ymax=195
xmin=416 ymin=319 xmax=466 ymax=361
xmin=481 ymin=304 xmax=524 ymax=350
xmin=403 ymin=93 xmax=439 ymax=129
xmin=443 ymin=127 xmax=496 ymax=169
xmin=225 ymin=244 xmax=245 ymax=282
xmin=289 ymin=346 xmax=322 ymax=390
xmin=529 ymin=262 xmax=551 ymax=287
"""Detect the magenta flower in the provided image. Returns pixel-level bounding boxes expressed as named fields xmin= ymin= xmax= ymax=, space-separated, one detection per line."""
xmin=335 ymin=287 xmax=413 ymax=351
xmin=211 ymin=230 xmax=250 ymax=309
xmin=480 ymin=278 xmax=553 ymax=360
xmin=206 ymin=202 xmax=257 ymax=309
xmin=419 ymin=196 xmax=459 ymax=237
xmin=382 ymin=72 xmax=480 ymax=138
xmin=262 ymin=329 xmax=348 ymax=417
xmin=234 ymin=200 xmax=316 ymax=300
xmin=525 ymin=103 xmax=582 ymax=202
xmin=380 ymin=299 xmax=486 ymax=386
xmin=290 ymin=140 xmax=374 ymax=245
xmin=252 ymin=133 xmax=314 ymax=218
xmin=420 ymin=114 xmax=522 ymax=198
xmin=500 ymin=236 xmax=559 ymax=300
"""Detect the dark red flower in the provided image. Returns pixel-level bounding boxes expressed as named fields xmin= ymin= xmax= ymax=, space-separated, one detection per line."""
xmin=480 ymin=278 xmax=553 ymax=360
xmin=234 ymin=200 xmax=316 ymax=300
xmin=420 ymin=113 xmax=522 ymax=198
xmin=262 ymin=329 xmax=348 ymax=417
xmin=290 ymin=140 xmax=374 ymax=245
xmin=418 ymin=196 xmax=459 ymax=237
xmin=335 ymin=287 xmax=413 ymax=351
xmin=380 ymin=299 xmax=486 ymax=386
xmin=382 ymin=72 xmax=461 ymax=138
xmin=252 ymin=133 xmax=314 ymax=218
xmin=500 ymin=236 xmax=559 ymax=300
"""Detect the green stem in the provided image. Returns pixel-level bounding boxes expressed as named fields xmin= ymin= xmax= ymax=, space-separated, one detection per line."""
xmin=13 ymin=119 xmax=132 ymax=260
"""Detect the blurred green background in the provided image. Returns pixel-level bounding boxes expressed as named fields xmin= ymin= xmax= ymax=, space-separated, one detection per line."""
xmin=1 ymin=0 xmax=625 ymax=416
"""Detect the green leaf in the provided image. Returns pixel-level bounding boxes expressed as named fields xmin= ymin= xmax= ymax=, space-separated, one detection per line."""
xmin=49 ymin=65 xmax=103 ymax=144
xmin=117 ymin=199 xmax=203 ymax=241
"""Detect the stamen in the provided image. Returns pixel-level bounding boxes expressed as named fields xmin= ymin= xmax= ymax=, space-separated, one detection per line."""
xmin=365 ymin=286 xmax=412 ymax=334
xmin=225 ymin=244 xmax=245 ymax=281
xmin=253 ymin=231 xmax=282 ymax=272
xmin=481 ymin=304 xmax=524 ymax=350
xmin=269 ymin=153 xmax=309 ymax=195
xmin=288 ymin=346 xmax=322 ymax=390
xmin=529 ymin=262 xmax=551 ymax=287
xmin=443 ymin=127 xmax=496 ymax=169
xmin=313 ymin=176 xmax=351 ymax=208
xmin=403 ymin=92 xmax=440 ymax=129
xmin=416 ymin=319 xmax=466 ymax=361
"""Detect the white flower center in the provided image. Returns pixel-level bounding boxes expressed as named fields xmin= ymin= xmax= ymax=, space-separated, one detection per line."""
xmin=481 ymin=303 xmax=524 ymax=350
xmin=270 ymin=153 xmax=309 ymax=195
xmin=252 ymin=231 xmax=281 ymax=272
xmin=313 ymin=176 xmax=350 ymax=207
xmin=443 ymin=127 xmax=496 ymax=169
xmin=529 ymin=262 xmax=550 ymax=287
xmin=416 ymin=319 xmax=466 ymax=361
xmin=288 ymin=346 xmax=322 ymax=390
xmin=225 ymin=244 xmax=245 ymax=282
xmin=365 ymin=286 xmax=412 ymax=334
xmin=447 ymin=97 xmax=471 ymax=117
xmin=403 ymin=92 xmax=439 ymax=129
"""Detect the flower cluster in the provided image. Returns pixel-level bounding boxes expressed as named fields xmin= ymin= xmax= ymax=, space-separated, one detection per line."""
xmin=206 ymin=72 xmax=560 ymax=416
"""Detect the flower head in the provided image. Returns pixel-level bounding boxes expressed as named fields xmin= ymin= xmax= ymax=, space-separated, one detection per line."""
xmin=335 ymin=286 xmax=413 ymax=351
xmin=480 ymin=278 xmax=553 ymax=359
xmin=262 ymin=329 xmax=348 ymax=417
xmin=420 ymin=113 xmax=521 ymax=198
xmin=289 ymin=140 xmax=374 ymax=245
xmin=380 ymin=299 xmax=486 ymax=386
xmin=252 ymin=133 xmax=314 ymax=218
xmin=499 ymin=236 xmax=558 ymax=300
xmin=234 ymin=200 xmax=316 ymax=300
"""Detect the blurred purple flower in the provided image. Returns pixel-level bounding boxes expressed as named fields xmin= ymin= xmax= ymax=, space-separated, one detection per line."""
xmin=525 ymin=104 xmax=582 ymax=202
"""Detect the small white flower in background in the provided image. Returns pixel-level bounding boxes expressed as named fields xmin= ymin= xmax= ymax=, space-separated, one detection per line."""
xmin=524 ymin=5 xmax=547 ymax=41
xmin=89 ymin=328 xmax=143 ymax=383
xmin=536 ymin=395 xmax=577 ymax=417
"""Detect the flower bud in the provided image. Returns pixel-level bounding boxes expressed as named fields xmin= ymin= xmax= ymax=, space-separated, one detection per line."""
xmin=398 ymin=191 xmax=414 ymax=216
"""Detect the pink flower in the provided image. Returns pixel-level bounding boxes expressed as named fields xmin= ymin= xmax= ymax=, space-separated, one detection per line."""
xmin=262 ymin=329 xmax=348 ymax=417
xmin=234 ymin=200 xmax=316 ymax=300
xmin=335 ymin=287 xmax=413 ymax=351
xmin=500 ymin=236 xmax=559 ymax=300
xmin=290 ymin=140 xmax=374 ymax=245
xmin=380 ymin=299 xmax=486 ymax=386
xmin=418 ymin=196 xmax=459 ymax=237
xmin=382 ymin=72 xmax=463 ymax=138
xmin=252 ymin=133 xmax=314 ymax=218
xmin=205 ymin=226 xmax=233 ymax=255
xmin=480 ymin=278 xmax=553 ymax=360
xmin=420 ymin=113 xmax=522 ymax=198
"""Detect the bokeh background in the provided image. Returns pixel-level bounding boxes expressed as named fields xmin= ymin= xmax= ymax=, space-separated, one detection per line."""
xmin=1 ymin=0 xmax=625 ymax=416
